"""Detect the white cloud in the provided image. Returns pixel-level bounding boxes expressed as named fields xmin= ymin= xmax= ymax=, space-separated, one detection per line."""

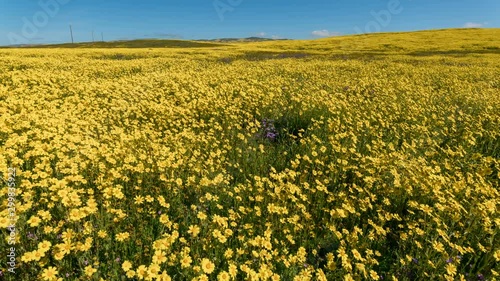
xmin=312 ymin=29 xmax=341 ymax=37
xmin=463 ymin=22 xmax=484 ymax=28
xmin=256 ymin=32 xmax=267 ymax=37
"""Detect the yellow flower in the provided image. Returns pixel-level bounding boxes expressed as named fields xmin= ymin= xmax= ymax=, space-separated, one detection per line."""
xmin=33 ymin=250 xmax=44 ymax=261
xmin=61 ymin=229 xmax=75 ymax=242
xmin=122 ymin=260 xmax=133 ymax=272
xmin=0 ymin=216 xmax=10 ymax=228
xmin=68 ymin=208 xmax=82 ymax=221
xmin=38 ymin=240 xmax=52 ymax=253
xmin=41 ymin=266 xmax=58 ymax=281
xmin=84 ymin=265 xmax=97 ymax=276
xmin=181 ymin=255 xmax=193 ymax=268
xmin=136 ymin=265 xmax=148 ymax=279
xmin=38 ymin=210 xmax=52 ymax=221
xmin=217 ymin=271 xmax=230 ymax=281
xmin=352 ymin=249 xmax=364 ymax=261
xmin=158 ymin=271 xmax=172 ymax=281
xmin=159 ymin=214 xmax=171 ymax=225
xmin=153 ymin=251 xmax=167 ymax=264
xmin=134 ymin=195 xmax=144 ymax=204
xmin=224 ymin=249 xmax=233 ymax=259
xmin=315 ymin=269 xmax=327 ymax=281
xmin=176 ymin=178 xmax=183 ymax=186
xmin=446 ymin=263 xmax=457 ymax=276
xmin=229 ymin=263 xmax=238 ymax=278
xmin=58 ymin=242 xmax=72 ymax=255
xmin=198 ymin=275 xmax=209 ymax=281
xmin=201 ymin=258 xmax=215 ymax=274
xmin=432 ymin=241 xmax=445 ymax=253
xmin=98 ymin=230 xmax=108 ymax=238
xmin=116 ymin=232 xmax=130 ymax=242
xmin=344 ymin=274 xmax=354 ymax=281
xmin=21 ymin=251 xmax=35 ymax=263
xmin=43 ymin=226 xmax=54 ymax=234
xmin=54 ymin=251 xmax=65 ymax=261
xmin=494 ymin=249 xmax=500 ymax=262
xmin=355 ymin=263 xmax=366 ymax=276
xmin=126 ymin=270 xmax=136 ymax=278
xmin=28 ymin=215 xmax=42 ymax=227
xmin=148 ymin=264 xmax=161 ymax=278
xmin=188 ymin=225 xmax=201 ymax=237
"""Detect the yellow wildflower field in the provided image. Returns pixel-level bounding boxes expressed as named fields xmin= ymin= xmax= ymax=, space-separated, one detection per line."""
xmin=0 ymin=28 xmax=499 ymax=280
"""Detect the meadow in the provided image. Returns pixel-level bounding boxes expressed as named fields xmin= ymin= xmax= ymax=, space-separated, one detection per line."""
xmin=0 ymin=28 xmax=499 ymax=280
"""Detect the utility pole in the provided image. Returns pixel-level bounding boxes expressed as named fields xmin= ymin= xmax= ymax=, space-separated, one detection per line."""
xmin=101 ymin=32 xmax=104 ymax=42
xmin=92 ymin=30 xmax=95 ymax=42
xmin=69 ymin=25 xmax=74 ymax=43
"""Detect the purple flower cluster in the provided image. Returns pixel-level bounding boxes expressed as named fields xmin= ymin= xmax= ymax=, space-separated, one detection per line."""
xmin=260 ymin=119 xmax=278 ymax=141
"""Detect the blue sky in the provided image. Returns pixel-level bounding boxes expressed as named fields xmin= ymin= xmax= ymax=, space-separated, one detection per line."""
xmin=0 ymin=0 xmax=498 ymax=45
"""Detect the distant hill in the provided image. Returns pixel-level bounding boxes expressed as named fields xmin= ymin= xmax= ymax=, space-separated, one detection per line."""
xmin=198 ymin=37 xmax=289 ymax=43
xmin=1 ymin=39 xmax=226 ymax=49
xmin=0 ymin=37 xmax=288 ymax=48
